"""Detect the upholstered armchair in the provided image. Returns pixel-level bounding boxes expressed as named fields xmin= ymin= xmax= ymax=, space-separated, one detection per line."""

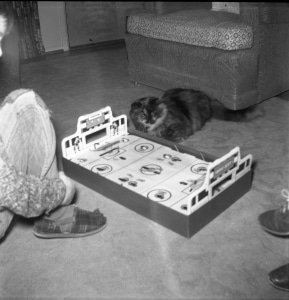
xmin=125 ymin=2 xmax=289 ymax=110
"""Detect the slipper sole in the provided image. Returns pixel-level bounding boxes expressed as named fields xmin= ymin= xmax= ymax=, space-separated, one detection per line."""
xmin=268 ymin=276 xmax=289 ymax=292
xmin=33 ymin=220 xmax=107 ymax=239
xmin=259 ymin=224 xmax=289 ymax=237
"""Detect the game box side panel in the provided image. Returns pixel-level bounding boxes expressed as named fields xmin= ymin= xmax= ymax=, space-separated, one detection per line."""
xmin=187 ymin=170 xmax=252 ymax=237
xmin=62 ymin=157 xmax=191 ymax=237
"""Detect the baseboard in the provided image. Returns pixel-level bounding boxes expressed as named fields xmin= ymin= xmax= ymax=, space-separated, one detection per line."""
xmin=20 ymin=40 xmax=126 ymax=64
xmin=68 ymin=39 xmax=126 ymax=55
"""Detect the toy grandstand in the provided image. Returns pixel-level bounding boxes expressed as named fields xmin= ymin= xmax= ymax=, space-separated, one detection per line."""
xmin=62 ymin=106 xmax=252 ymax=238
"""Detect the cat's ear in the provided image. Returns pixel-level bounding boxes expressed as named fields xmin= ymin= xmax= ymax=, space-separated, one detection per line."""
xmin=130 ymin=101 xmax=142 ymax=110
xmin=148 ymin=97 xmax=159 ymax=105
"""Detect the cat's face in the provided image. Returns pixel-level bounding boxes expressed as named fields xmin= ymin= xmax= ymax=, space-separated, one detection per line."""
xmin=0 ymin=8 xmax=14 ymax=57
xmin=130 ymin=97 xmax=165 ymax=132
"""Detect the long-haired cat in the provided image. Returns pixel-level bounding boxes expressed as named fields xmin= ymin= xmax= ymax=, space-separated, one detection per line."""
xmin=0 ymin=5 xmax=14 ymax=57
xmin=130 ymin=88 xmax=256 ymax=142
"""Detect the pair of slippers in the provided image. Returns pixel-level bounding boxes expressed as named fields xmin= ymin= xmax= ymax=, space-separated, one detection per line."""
xmin=33 ymin=204 xmax=107 ymax=239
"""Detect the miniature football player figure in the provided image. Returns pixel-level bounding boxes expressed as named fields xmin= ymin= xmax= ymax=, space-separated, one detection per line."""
xmin=73 ymin=136 xmax=82 ymax=152
xmin=111 ymin=122 xmax=118 ymax=135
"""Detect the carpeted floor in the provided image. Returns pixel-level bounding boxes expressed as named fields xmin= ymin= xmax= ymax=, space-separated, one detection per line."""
xmin=0 ymin=45 xmax=289 ymax=300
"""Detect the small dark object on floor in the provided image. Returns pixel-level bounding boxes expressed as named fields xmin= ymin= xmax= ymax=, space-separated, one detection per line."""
xmin=268 ymin=263 xmax=289 ymax=292
xmin=258 ymin=189 xmax=289 ymax=236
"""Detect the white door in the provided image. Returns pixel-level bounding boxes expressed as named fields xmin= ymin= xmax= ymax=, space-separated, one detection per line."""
xmin=38 ymin=1 xmax=69 ymax=52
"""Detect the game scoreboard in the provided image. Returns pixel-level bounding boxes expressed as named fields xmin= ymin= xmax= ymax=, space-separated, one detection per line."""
xmin=62 ymin=106 xmax=252 ymax=238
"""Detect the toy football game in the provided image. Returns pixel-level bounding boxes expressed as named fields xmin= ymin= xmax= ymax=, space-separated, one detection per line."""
xmin=62 ymin=106 xmax=252 ymax=238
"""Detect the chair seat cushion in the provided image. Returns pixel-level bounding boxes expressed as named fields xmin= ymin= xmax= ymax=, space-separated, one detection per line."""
xmin=127 ymin=10 xmax=253 ymax=51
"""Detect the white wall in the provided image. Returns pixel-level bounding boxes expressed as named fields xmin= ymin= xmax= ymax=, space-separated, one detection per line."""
xmin=38 ymin=1 xmax=69 ymax=52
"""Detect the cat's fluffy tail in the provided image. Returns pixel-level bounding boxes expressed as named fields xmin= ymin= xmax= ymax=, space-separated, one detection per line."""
xmin=210 ymin=99 xmax=262 ymax=122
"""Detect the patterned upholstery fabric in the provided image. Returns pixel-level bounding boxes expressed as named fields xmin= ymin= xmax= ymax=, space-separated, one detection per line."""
xmin=127 ymin=10 xmax=253 ymax=51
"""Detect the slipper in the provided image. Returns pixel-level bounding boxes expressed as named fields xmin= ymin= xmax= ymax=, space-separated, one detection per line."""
xmin=33 ymin=204 xmax=107 ymax=239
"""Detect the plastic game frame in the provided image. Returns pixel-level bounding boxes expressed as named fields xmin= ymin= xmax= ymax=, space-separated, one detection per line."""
xmin=61 ymin=107 xmax=252 ymax=238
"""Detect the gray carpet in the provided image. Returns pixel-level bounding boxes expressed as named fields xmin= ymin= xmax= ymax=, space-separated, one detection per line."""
xmin=0 ymin=45 xmax=288 ymax=300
